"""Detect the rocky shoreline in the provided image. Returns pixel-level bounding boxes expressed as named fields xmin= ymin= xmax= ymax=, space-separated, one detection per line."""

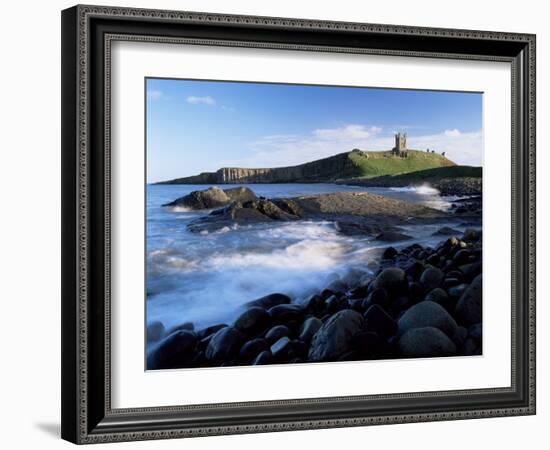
xmin=147 ymin=226 xmax=482 ymax=370
xmin=164 ymin=186 xmax=477 ymax=234
xmin=339 ymin=176 xmax=482 ymax=196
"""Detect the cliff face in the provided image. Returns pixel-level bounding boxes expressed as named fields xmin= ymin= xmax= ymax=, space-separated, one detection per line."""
xmin=157 ymin=149 xmax=455 ymax=185
xmin=158 ymin=151 xmax=362 ymax=184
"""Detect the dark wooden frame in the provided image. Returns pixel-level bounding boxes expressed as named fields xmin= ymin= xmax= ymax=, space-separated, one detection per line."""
xmin=61 ymin=4 xmax=536 ymax=444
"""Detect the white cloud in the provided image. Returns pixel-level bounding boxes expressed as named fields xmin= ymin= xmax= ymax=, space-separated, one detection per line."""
xmin=186 ymin=95 xmax=216 ymax=106
xmin=220 ymin=124 xmax=384 ymax=168
xmin=218 ymin=125 xmax=482 ymax=169
xmin=444 ymin=128 xmax=462 ymax=137
xmin=313 ymin=124 xmax=381 ymax=141
xmin=147 ymin=89 xmax=164 ymax=100
xmin=407 ymin=130 xmax=482 ymax=166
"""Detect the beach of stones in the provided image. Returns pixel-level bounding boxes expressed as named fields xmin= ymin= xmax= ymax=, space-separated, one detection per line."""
xmin=147 ymin=226 xmax=482 ymax=370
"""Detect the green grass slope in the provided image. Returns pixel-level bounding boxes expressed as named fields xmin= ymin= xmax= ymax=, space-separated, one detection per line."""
xmin=359 ymin=165 xmax=482 ymax=183
xmin=347 ymin=149 xmax=456 ymax=179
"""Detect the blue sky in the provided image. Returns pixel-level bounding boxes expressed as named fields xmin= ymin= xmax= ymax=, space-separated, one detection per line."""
xmin=146 ymin=78 xmax=483 ymax=183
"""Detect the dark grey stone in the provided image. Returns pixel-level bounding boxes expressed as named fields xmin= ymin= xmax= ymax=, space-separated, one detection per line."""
xmin=308 ymin=310 xmax=364 ymax=361
xmin=398 ymin=301 xmax=458 ymax=337
xmin=234 ymin=306 xmax=271 ymax=335
xmin=420 ymin=267 xmax=444 ymax=291
xmin=147 ymin=330 xmax=197 ymax=369
xmin=398 ymin=326 xmax=457 ymax=358
xmin=455 ymin=274 xmax=482 ymax=325
xmin=205 ymin=327 xmax=245 ymax=362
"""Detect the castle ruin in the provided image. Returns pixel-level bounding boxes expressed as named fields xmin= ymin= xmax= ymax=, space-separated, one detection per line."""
xmin=392 ymin=132 xmax=408 ymax=157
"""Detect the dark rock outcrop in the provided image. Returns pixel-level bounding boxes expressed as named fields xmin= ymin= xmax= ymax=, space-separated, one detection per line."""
xmin=163 ymin=186 xmax=257 ymax=210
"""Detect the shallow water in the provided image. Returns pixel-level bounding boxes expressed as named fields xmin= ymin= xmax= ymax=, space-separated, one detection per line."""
xmin=146 ymin=183 xmax=473 ymax=334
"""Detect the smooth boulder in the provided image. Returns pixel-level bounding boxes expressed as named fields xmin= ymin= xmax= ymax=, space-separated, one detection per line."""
xmin=205 ymin=327 xmax=245 ymax=362
xmin=398 ymin=301 xmax=458 ymax=337
xmin=372 ymin=267 xmax=407 ymax=297
xmin=299 ymin=317 xmax=323 ymax=343
xmin=455 ymin=274 xmax=482 ymax=325
xmin=246 ymin=293 xmax=290 ymax=309
xmin=398 ymin=327 xmax=457 ymax=358
xmin=308 ymin=310 xmax=364 ymax=361
xmin=420 ymin=267 xmax=444 ymax=291
xmin=234 ymin=306 xmax=271 ymax=335
xmin=147 ymin=330 xmax=197 ymax=369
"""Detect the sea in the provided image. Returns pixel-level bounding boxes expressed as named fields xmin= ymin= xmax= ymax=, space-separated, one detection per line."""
xmin=146 ymin=183 xmax=474 ymax=335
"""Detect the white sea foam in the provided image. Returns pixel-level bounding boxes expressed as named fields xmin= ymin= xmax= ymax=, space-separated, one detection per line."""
xmin=389 ymin=183 xmax=440 ymax=195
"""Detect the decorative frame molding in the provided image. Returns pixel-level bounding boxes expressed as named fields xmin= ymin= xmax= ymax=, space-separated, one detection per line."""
xmin=61 ymin=4 xmax=536 ymax=444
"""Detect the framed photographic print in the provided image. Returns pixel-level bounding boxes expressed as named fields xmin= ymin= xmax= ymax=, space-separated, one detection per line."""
xmin=61 ymin=5 xmax=536 ymax=444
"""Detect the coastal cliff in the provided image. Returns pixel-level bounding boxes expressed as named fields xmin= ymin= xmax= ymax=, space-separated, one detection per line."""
xmin=156 ymin=149 xmax=456 ymax=185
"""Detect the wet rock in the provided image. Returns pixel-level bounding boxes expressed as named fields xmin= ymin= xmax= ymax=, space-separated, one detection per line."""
xmin=452 ymin=326 xmax=468 ymax=348
xmin=363 ymin=288 xmax=390 ymax=310
xmin=404 ymin=261 xmax=425 ymax=280
xmin=168 ymin=322 xmax=195 ymax=335
xmin=272 ymin=198 xmax=304 ymax=217
xmin=350 ymin=331 xmax=382 ymax=356
xmin=268 ymin=304 xmax=304 ymax=325
xmin=308 ymin=310 xmax=364 ymax=361
xmin=463 ymin=228 xmax=482 ymax=242
xmin=425 ymin=288 xmax=453 ymax=311
xmin=335 ymin=220 xmax=382 ymax=236
xmin=408 ymin=281 xmax=425 ymax=302
xmin=433 ymin=226 xmax=461 ymax=236
xmin=205 ymin=327 xmax=245 ymax=362
xmin=252 ymin=350 xmax=273 ymax=365
xmin=270 ymin=336 xmax=293 ymax=359
xmin=264 ymin=325 xmax=291 ymax=344
xmin=364 ymin=304 xmax=397 ymax=338
xmin=420 ymin=267 xmax=444 ymax=291
xmin=458 ymin=261 xmax=482 ymax=282
xmin=398 ymin=327 xmax=457 ymax=358
xmin=326 ymin=279 xmax=348 ymax=294
xmin=455 ymin=274 xmax=482 ymax=325
xmin=147 ymin=321 xmax=166 ymax=343
xmin=246 ymin=293 xmax=291 ymax=309
xmin=468 ymin=323 xmax=482 ymax=342
xmin=196 ymin=323 xmax=228 ymax=340
xmin=376 ymin=231 xmax=413 ymax=242
xmin=163 ymin=186 xmax=232 ymax=209
xmin=299 ymin=317 xmax=323 ymax=343
xmin=239 ymin=338 xmax=270 ymax=362
xmin=382 ymin=247 xmax=398 ymax=260
xmin=442 ymin=277 xmax=461 ymax=289
xmin=147 ymin=330 xmax=197 ymax=369
xmin=453 ymin=249 xmax=472 ymax=265
xmin=234 ymin=306 xmax=271 ymax=335
xmin=372 ymin=267 xmax=408 ymax=297
xmin=426 ymin=253 xmax=440 ymax=266
xmin=398 ymin=301 xmax=458 ymax=338
xmin=462 ymin=337 xmax=481 ymax=355
xmin=448 ymin=283 xmax=468 ymax=299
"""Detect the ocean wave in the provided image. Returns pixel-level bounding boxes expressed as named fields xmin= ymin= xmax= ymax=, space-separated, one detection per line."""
xmin=389 ymin=184 xmax=440 ymax=195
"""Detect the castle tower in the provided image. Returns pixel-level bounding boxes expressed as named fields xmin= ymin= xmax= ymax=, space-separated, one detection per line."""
xmin=393 ymin=132 xmax=407 ymax=156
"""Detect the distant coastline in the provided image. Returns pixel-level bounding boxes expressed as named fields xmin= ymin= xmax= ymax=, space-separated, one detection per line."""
xmin=155 ymin=148 xmax=456 ymax=185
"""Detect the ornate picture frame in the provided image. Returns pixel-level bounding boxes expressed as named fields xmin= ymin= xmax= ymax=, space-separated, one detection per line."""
xmin=61 ymin=5 xmax=536 ymax=444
